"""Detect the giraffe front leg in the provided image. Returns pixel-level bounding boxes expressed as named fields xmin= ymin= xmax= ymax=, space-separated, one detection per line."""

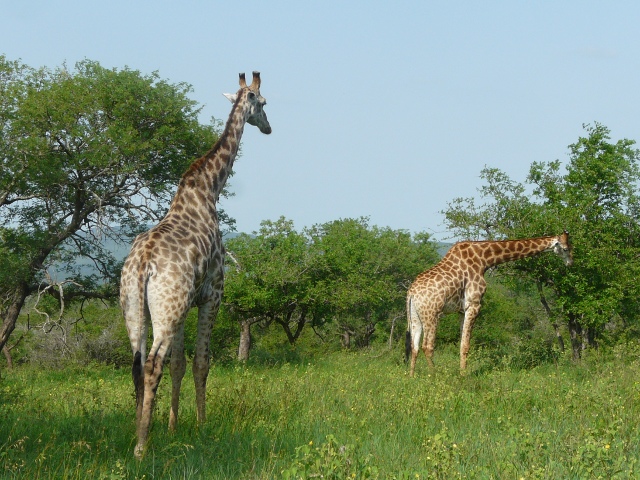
xmin=169 ymin=323 xmax=186 ymax=432
xmin=460 ymin=302 xmax=481 ymax=371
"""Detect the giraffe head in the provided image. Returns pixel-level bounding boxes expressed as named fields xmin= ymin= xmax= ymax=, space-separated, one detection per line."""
xmin=223 ymin=71 xmax=272 ymax=135
xmin=552 ymin=231 xmax=573 ymax=266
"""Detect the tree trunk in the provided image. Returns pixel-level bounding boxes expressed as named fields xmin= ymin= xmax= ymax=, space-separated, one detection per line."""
xmin=276 ymin=310 xmax=307 ymax=345
xmin=582 ymin=324 xmax=596 ymax=351
xmin=237 ymin=319 xmax=253 ymax=362
xmin=537 ymin=281 xmax=564 ymax=352
xmin=359 ymin=323 xmax=375 ymax=347
xmin=2 ymin=345 xmax=13 ymax=369
xmin=567 ymin=313 xmax=582 ymax=360
xmin=553 ymin=322 xmax=566 ymax=353
xmin=0 ymin=283 xmax=29 ymax=354
xmin=388 ymin=316 xmax=400 ymax=349
xmin=341 ymin=329 xmax=353 ymax=348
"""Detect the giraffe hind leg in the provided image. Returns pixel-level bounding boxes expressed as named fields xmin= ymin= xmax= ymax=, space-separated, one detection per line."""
xmin=169 ymin=322 xmax=186 ymax=432
xmin=408 ymin=318 xmax=423 ymax=377
xmin=134 ymin=348 xmax=167 ymax=459
xmin=409 ymin=350 xmax=418 ymax=376
xmin=422 ymin=317 xmax=437 ymax=368
xmin=192 ymin=294 xmax=221 ymax=425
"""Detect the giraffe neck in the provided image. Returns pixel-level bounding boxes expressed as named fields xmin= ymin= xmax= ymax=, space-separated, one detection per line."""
xmin=472 ymin=235 xmax=558 ymax=268
xmin=172 ymin=91 xmax=250 ymax=207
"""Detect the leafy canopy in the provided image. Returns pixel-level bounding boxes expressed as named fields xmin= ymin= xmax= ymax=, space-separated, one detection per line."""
xmin=224 ymin=217 xmax=440 ymax=348
xmin=442 ymin=123 xmax=640 ymax=348
xmin=0 ymin=56 xmax=221 ymax=351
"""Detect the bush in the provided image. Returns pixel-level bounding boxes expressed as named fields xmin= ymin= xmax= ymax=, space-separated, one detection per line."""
xmin=281 ymin=435 xmax=379 ymax=480
xmin=508 ymin=337 xmax=559 ymax=370
xmin=80 ymin=322 xmax=131 ymax=367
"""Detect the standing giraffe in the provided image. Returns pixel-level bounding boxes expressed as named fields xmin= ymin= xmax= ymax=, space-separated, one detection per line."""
xmin=405 ymin=232 xmax=573 ymax=375
xmin=120 ymin=71 xmax=271 ymax=458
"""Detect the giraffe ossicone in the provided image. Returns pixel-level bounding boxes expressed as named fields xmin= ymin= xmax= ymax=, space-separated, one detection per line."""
xmin=405 ymin=232 xmax=573 ymax=375
xmin=119 ymin=71 xmax=271 ymax=459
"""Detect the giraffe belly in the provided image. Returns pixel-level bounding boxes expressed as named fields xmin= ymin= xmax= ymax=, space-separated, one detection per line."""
xmin=193 ymin=264 xmax=224 ymax=306
xmin=442 ymin=294 xmax=465 ymax=315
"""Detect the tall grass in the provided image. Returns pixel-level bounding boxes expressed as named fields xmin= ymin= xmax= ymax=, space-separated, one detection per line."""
xmin=1 ymin=343 xmax=639 ymax=478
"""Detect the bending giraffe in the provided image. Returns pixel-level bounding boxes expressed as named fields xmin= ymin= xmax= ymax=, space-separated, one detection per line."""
xmin=120 ymin=72 xmax=271 ymax=458
xmin=405 ymin=232 xmax=573 ymax=375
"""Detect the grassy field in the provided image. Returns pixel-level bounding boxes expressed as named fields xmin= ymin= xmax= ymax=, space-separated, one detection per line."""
xmin=1 ymin=343 xmax=639 ymax=479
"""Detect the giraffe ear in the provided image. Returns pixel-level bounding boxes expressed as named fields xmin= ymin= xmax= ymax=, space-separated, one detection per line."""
xmin=223 ymin=93 xmax=237 ymax=103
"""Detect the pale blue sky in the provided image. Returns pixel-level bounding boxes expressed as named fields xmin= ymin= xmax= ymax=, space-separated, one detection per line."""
xmin=2 ymin=1 xmax=639 ymax=240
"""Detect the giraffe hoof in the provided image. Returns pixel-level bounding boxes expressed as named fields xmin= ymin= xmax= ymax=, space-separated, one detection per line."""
xmin=134 ymin=444 xmax=145 ymax=460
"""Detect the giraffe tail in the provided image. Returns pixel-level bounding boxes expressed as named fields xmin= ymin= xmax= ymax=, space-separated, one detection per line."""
xmin=404 ymin=295 xmax=413 ymax=363
xmin=128 ymin=259 xmax=150 ymax=409
xmin=404 ymin=331 xmax=411 ymax=364
xmin=132 ymin=350 xmax=143 ymax=406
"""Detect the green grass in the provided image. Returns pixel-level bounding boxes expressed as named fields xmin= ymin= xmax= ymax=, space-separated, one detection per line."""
xmin=1 ymin=344 xmax=640 ymax=479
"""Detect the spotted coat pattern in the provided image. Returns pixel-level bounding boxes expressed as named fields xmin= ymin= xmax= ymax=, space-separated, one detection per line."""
xmin=120 ymin=72 xmax=271 ymax=459
xmin=406 ymin=233 xmax=573 ymax=374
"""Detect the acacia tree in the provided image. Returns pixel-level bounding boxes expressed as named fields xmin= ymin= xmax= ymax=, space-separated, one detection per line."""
xmin=0 ymin=56 xmax=222 ymax=354
xmin=530 ymin=123 xmax=640 ymax=356
xmin=307 ymin=217 xmax=439 ymax=348
xmin=223 ymin=217 xmax=440 ymax=360
xmin=443 ymin=123 xmax=640 ymax=358
xmin=223 ymin=217 xmax=318 ymax=361
xmin=443 ymin=167 xmax=570 ymax=349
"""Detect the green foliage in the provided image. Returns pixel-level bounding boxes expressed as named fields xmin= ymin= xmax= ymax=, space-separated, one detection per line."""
xmin=433 ymin=275 xmax=561 ymax=371
xmin=224 ymin=217 xmax=316 ymax=345
xmin=5 ymin=302 xmax=131 ymax=368
xmin=442 ymin=123 xmax=640 ymax=354
xmin=309 ymin=218 xmax=439 ymax=324
xmin=0 ymin=55 xmax=222 ymax=351
xmin=282 ymin=435 xmax=379 ymax=479
xmin=225 ymin=218 xmax=311 ymax=317
xmin=223 ymin=217 xmax=440 ymax=354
